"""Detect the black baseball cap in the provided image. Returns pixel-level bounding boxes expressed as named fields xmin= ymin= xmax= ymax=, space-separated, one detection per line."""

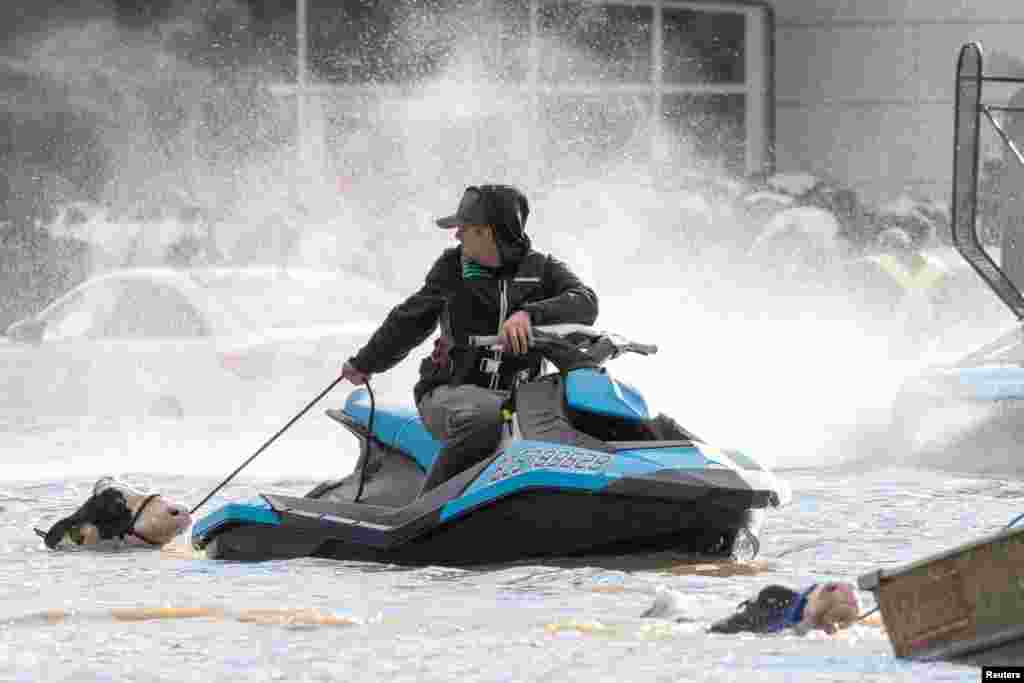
xmin=436 ymin=187 xmax=491 ymax=229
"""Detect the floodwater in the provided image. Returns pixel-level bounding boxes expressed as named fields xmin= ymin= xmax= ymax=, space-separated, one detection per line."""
xmin=0 ymin=282 xmax=1013 ymax=683
xmin=0 ymin=415 xmax=1014 ymax=683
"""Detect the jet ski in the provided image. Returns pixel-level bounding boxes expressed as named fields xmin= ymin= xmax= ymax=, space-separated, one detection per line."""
xmin=191 ymin=325 xmax=791 ymax=565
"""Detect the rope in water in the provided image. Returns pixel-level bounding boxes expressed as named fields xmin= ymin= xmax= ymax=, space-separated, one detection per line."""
xmin=856 ymin=605 xmax=880 ymax=622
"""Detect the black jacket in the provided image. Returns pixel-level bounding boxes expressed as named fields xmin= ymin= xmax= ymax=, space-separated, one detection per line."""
xmin=349 ymin=246 xmax=598 ymax=404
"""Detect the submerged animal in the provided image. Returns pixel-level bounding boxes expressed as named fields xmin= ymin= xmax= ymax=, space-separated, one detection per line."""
xmin=35 ymin=477 xmax=191 ymax=549
xmin=644 ymin=582 xmax=862 ymax=635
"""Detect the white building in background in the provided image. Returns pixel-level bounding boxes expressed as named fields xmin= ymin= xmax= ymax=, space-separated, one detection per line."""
xmin=772 ymin=0 xmax=1024 ymax=204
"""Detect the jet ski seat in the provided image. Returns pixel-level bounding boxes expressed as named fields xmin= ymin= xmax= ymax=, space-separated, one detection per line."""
xmin=332 ymin=389 xmax=441 ymax=473
xmin=335 ymin=369 xmax=650 ymax=474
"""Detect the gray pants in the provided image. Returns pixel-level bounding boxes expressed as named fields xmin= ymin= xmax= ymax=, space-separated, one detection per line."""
xmin=417 ymin=384 xmax=508 ymax=494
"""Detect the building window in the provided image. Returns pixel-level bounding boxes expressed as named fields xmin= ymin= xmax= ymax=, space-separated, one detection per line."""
xmin=663 ymin=7 xmax=745 ymax=85
xmin=289 ymin=0 xmax=771 ymax=177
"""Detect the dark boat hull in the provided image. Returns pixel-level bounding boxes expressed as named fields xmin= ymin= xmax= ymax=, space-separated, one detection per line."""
xmin=204 ymin=488 xmax=762 ymax=565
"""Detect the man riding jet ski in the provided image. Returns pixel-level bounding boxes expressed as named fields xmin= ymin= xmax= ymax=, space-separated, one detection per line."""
xmin=340 ymin=183 xmax=599 ymax=495
xmin=191 ymin=186 xmax=790 ymax=564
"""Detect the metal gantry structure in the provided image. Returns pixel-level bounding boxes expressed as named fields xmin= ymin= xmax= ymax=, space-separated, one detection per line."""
xmin=951 ymin=41 xmax=1024 ymax=320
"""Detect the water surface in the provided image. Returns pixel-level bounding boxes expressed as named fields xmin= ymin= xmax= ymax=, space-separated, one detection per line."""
xmin=0 ymin=420 xmax=1009 ymax=682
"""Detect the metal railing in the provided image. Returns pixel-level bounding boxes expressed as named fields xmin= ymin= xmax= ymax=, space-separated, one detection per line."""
xmin=951 ymin=42 xmax=1024 ymax=320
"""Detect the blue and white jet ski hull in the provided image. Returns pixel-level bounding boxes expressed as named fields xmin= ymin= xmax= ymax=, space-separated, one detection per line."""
xmin=192 ymin=330 xmax=790 ymax=565
xmin=192 ymin=433 xmax=786 ymax=565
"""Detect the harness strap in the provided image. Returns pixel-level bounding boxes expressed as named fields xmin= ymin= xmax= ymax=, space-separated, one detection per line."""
xmin=122 ymin=493 xmax=164 ymax=546
xmin=489 ymin=279 xmax=508 ymax=390
xmin=778 ymin=584 xmax=816 ymax=630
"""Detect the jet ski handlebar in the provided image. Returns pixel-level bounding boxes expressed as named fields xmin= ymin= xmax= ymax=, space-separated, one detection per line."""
xmin=469 ymin=324 xmax=658 ymax=359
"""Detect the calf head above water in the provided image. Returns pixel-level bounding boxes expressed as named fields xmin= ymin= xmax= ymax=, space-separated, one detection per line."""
xmin=38 ymin=478 xmax=191 ymax=549
xmin=801 ymin=581 xmax=861 ymax=634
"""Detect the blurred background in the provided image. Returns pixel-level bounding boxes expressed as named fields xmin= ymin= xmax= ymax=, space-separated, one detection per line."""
xmin=2 ymin=0 xmax=1024 ymax=472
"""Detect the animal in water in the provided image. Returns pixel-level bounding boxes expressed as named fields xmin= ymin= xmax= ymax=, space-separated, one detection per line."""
xmin=643 ymin=582 xmax=863 ymax=635
xmin=35 ymin=477 xmax=191 ymax=549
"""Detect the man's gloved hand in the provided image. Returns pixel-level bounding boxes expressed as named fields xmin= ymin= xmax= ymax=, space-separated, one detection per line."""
xmin=340 ymin=360 xmax=370 ymax=385
xmin=500 ymin=311 xmax=532 ymax=355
